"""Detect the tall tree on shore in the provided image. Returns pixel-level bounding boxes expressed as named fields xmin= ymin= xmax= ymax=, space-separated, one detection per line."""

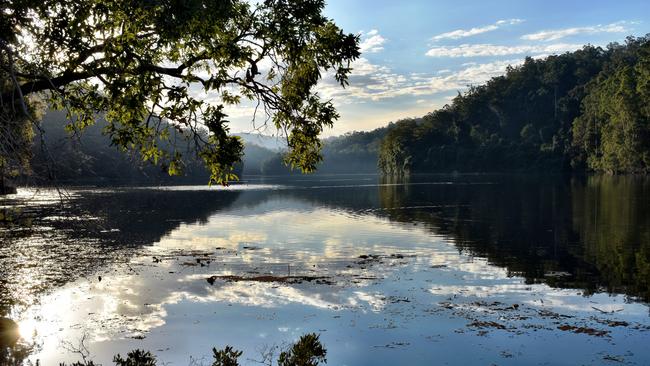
xmin=573 ymin=40 xmax=650 ymax=173
xmin=0 ymin=0 xmax=360 ymax=184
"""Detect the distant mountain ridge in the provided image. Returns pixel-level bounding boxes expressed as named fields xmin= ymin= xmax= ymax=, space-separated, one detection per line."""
xmin=235 ymin=132 xmax=287 ymax=152
xmin=26 ymin=111 xmax=388 ymax=183
xmin=29 ymin=110 xmax=216 ymax=185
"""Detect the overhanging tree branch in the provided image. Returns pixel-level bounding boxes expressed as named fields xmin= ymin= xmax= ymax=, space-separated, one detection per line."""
xmin=0 ymin=0 xmax=360 ymax=185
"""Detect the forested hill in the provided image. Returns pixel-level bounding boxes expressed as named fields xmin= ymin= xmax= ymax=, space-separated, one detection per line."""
xmin=30 ymin=110 xmax=217 ymax=184
xmin=241 ymin=126 xmax=390 ymax=175
xmin=378 ymin=36 xmax=650 ymax=176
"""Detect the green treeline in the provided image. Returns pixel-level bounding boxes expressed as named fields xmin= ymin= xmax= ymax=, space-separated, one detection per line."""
xmin=378 ymin=36 xmax=650 ymax=176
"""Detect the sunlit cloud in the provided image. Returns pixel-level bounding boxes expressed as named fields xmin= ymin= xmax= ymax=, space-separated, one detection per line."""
xmin=318 ymin=57 xmax=523 ymax=102
xmin=425 ymin=43 xmax=582 ymax=57
xmin=431 ymin=19 xmax=524 ymax=41
xmin=521 ymin=21 xmax=636 ymax=41
xmin=359 ymin=29 xmax=387 ymax=53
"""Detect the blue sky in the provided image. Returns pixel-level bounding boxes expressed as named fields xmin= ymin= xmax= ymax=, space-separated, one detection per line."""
xmin=232 ymin=0 xmax=650 ymax=136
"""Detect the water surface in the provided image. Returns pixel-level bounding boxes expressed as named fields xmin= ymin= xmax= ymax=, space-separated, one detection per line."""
xmin=1 ymin=174 xmax=649 ymax=365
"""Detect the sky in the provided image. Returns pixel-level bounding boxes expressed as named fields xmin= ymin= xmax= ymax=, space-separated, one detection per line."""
xmin=230 ymin=0 xmax=650 ymax=137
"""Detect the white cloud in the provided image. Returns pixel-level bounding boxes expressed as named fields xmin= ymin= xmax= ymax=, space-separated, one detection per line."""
xmin=425 ymin=43 xmax=582 ymax=57
xmin=496 ymin=19 xmax=525 ymax=26
xmin=521 ymin=21 xmax=635 ymax=42
xmin=317 ymin=57 xmax=523 ymax=103
xmin=359 ymin=29 xmax=387 ymax=53
xmin=431 ymin=19 xmax=524 ymax=41
xmin=350 ymin=57 xmax=390 ymax=76
xmin=452 ymin=58 xmax=522 ymax=82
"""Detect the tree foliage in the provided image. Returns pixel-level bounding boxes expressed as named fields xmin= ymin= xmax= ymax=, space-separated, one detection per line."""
xmin=211 ymin=345 xmax=243 ymax=366
xmin=573 ymin=40 xmax=650 ymax=173
xmin=113 ymin=350 xmax=157 ymax=366
xmin=277 ymin=333 xmax=327 ymax=366
xmin=0 ymin=0 xmax=359 ymax=184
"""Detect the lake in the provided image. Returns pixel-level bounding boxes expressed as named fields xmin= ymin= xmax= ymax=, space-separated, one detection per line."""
xmin=1 ymin=174 xmax=649 ymax=365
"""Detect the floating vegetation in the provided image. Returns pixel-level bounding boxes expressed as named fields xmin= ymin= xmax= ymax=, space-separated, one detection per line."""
xmin=206 ymin=275 xmax=334 ymax=285
xmin=468 ymin=320 xmax=508 ymax=330
xmin=557 ymin=325 xmax=610 ymax=337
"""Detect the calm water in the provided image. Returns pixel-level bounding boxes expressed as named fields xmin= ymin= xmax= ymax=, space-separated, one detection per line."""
xmin=1 ymin=174 xmax=649 ymax=365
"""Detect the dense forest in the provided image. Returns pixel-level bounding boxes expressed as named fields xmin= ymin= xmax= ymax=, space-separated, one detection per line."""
xmin=378 ymin=36 xmax=650 ymax=176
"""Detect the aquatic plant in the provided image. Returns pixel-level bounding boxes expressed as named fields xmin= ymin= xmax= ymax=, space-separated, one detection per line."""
xmin=211 ymin=346 xmax=243 ymax=366
xmin=55 ymin=333 xmax=326 ymax=366
xmin=278 ymin=333 xmax=327 ymax=366
xmin=113 ymin=350 xmax=157 ymax=366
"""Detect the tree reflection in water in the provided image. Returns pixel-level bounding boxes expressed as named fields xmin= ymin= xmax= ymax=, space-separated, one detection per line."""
xmin=377 ymin=174 xmax=650 ymax=301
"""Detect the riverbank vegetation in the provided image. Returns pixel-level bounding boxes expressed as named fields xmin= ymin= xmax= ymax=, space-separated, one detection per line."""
xmin=77 ymin=333 xmax=325 ymax=366
xmin=2 ymin=333 xmax=326 ymax=366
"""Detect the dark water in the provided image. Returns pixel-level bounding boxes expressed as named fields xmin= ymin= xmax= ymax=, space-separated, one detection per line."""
xmin=1 ymin=174 xmax=649 ymax=365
